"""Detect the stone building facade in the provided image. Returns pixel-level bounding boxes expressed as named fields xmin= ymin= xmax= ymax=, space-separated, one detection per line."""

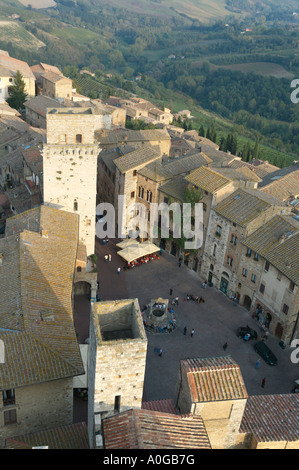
xmin=240 ymin=214 xmax=299 ymax=343
xmin=88 ymin=299 xmax=147 ymax=448
xmin=41 ymin=72 xmax=73 ymax=100
xmin=0 ymin=378 xmax=73 ymax=448
xmin=42 ymin=107 xmax=101 ymax=256
xmin=200 ymin=189 xmax=289 ymax=299
xmin=175 ymin=356 xmax=248 ymax=449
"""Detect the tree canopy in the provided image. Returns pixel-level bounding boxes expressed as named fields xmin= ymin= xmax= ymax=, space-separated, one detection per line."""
xmin=6 ymin=71 xmax=27 ymax=111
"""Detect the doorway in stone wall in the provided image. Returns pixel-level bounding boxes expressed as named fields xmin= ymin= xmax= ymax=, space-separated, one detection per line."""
xmin=220 ymin=277 xmax=228 ymax=294
xmin=243 ymin=295 xmax=252 ymax=310
xmin=275 ymin=322 xmax=283 ymax=339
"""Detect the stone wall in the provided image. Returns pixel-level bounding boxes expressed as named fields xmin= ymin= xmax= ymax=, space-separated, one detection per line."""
xmin=88 ymin=299 xmax=147 ymax=448
xmin=194 ymin=399 xmax=247 ymax=449
xmin=43 ymin=109 xmax=101 ymax=256
xmin=0 ymin=378 xmax=73 ymax=448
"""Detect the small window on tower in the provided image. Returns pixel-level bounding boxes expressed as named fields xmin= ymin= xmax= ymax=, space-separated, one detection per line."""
xmin=76 ymin=134 xmax=82 ymax=144
xmin=114 ymin=395 xmax=121 ymax=413
xmin=74 ymin=201 xmax=78 ymax=211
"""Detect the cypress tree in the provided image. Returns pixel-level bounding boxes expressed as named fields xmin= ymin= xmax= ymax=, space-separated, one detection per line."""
xmin=6 ymin=70 xmax=27 ymax=110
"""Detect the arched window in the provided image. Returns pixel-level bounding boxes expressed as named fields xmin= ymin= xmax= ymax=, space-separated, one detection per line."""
xmin=76 ymin=134 xmax=82 ymax=144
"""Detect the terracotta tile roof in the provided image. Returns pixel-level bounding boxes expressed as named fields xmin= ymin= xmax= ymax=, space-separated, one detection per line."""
xmin=182 ymin=356 xmax=248 ymax=402
xmin=114 ymin=145 xmax=161 ymax=173
xmin=142 ymin=399 xmax=178 ymax=414
xmin=5 ymin=422 xmax=89 ymax=449
xmin=259 ymin=170 xmax=299 ymax=202
xmin=96 ymin=128 xmax=171 ymax=145
xmin=21 ymin=145 xmax=43 ymax=174
xmin=215 ymin=166 xmax=262 ymax=183
xmin=0 ymin=53 xmax=35 ymax=79
xmin=41 ymin=71 xmax=72 ymax=84
xmin=242 ymin=214 xmax=299 ymax=284
xmin=0 ymin=206 xmax=84 ymax=391
xmin=31 ymin=63 xmax=62 ymax=77
xmin=159 ymin=175 xmax=188 ymax=202
xmin=185 ymin=166 xmax=232 ymax=193
xmin=239 ymin=394 xmax=299 ymax=443
xmin=25 ymin=95 xmax=66 ymax=117
xmin=213 ymin=188 xmax=285 ymax=227
xmin=103 ymin=408 xmax=211 ymax=449
xmin=139 ymin=152 xmax=212 ymax=182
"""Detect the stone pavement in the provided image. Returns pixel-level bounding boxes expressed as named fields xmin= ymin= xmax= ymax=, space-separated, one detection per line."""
xmin=96 ymin=237 xmax=299 ymax=404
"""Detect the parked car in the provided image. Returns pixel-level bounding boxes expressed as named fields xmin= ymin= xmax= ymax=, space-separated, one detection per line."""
xmin=292 ymin=380 xmax=299 ymax=393
xmin=237 ymin=326 xmax=258 ymax=340
xmin=254 ymin=341 xmax=278 ymax=366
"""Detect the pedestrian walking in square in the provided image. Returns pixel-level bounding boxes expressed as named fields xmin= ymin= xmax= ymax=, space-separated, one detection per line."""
xmin=108 ymin=254 xmax=112 ymax=262
xmin=170 ymin=288 xmax=173 ymax=296
xmin=191 ymin=328 xmax=194 ymax=337
xmin=183 ymin=326 xmax=187 ymax=335
xmin=223 ymin=342 xmax=228 ymax=351
xmin=255 ymin=359 xmax=260 ymax=369
xmin=261 ymin=377 xmax=266 ymax=388
xmin=117 ymin=267 xmax=121 ymax=275
xmin=158 ymin=348 xmax=162 ymax=357
xmin=104 ymin=255 xmax=108 ymax=262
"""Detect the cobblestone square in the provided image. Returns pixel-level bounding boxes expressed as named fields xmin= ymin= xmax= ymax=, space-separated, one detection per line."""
xmin=96 ymin=238 xmax=299 ymax=403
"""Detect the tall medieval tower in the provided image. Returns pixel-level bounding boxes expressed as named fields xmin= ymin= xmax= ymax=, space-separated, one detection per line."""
xmin=43 ymin=108 xmax=100 ymax=256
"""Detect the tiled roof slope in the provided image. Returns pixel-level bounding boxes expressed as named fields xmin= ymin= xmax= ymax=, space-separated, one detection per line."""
xmin=185 ymin=166 xmax=232 ymax=193
xmin=103 ymin=409 xmax=211 ymax=449
xmin=182 ymin=356 xmax=248 ymax=402
xmin=5 ymin=422 xmax=89 ymax=449
xmin=114 ymin=145 xmax=161 ymax=173
xmin=25 ymin=95 xmax=66 ymax=117
xmin=142 ymin=399 xmax=178 ymax=414
xmin=159 ymin=175 xmax=188 ymax=202
xmin=242 ymin=215 xmax=299 ymax=284
xmin=96 ymin=128 xmax=170 ymax=145
xmin=139 ymin=152 xmax=212 ymax=182
xmin=0 ymin=53 xmax=35 ymax=79
xmin=259 ymin=170 xmax=299 ymax=202
xmin=240 ymin=394 xmax=299 ymax=443
xmin=0 ymin=205 xmax=84 ymax=391
xmin=213 ymin=188 xmax=286 ymax=227
xmin=258 ymin=162 xmax=299 ymax=187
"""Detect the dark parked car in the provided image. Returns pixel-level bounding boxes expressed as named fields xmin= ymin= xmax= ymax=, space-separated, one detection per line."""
xmin=237 ymin=326 xmax=258 ymax=340
xmin=254 ymin=341 xmax=278 ymax=366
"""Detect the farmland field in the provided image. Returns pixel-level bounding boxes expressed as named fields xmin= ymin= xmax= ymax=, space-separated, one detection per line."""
xmin=18 ymin=0 xmax=56 ymax=8
xmin=93 ymin=0 xmax=240 ymax=21
xmin=0 ymin=20 xmax=45 ymax=49
xmin=220 ymin=62 xmax=294 ymax=79
xmin=50 ymin=25 xmax=102 ymax=45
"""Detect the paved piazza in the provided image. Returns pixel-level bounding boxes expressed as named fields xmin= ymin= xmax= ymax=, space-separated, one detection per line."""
xmin=96 ymin=238 xmax=299 ymax=403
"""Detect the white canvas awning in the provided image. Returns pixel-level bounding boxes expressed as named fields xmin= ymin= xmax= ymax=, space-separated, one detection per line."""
xmin=116 ymin=239 xmax=140 ymax=249
xmin=118 ymin=242 xmax=159 ymax=263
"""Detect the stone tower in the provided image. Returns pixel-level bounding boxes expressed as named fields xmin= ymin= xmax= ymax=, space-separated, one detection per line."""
xmin=43 ymin=108 xmax=100 ymax=256
xmin=87 ymin=299 xmax=148 ymax=448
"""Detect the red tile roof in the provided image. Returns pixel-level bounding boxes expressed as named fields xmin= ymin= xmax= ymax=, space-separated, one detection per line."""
xmin=103 ymin=408 xmax=211 ymax=449
xmin=5 ymin=422 xmax=89 ymax=449
xmin=142 ymin=399 xmax=178 ymax=414
xmin=182 ymin=356 xmax=248 ymax=402
xmin=240 ymin=394 xmax=299 ymax=443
